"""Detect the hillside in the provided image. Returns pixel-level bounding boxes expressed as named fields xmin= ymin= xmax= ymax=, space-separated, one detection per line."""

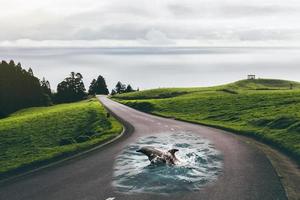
xmin=0 ymin=98 xmax=122 ymax=179
xmin=226 ymin=79 xmax=300 ymax=90
xmin=113 ymin=79 xmax=300 ymax=162
xmin=116 ymin=79 xmax=300 ymax=100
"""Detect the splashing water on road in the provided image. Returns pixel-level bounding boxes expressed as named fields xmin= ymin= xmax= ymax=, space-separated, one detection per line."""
xmin=112 ymin=132 xmax=223 ymax=194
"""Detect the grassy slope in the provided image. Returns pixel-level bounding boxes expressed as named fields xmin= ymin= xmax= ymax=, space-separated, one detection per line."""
xmin=0 ymin=98 xmax=122 ymax=178
xmin=113 ymin=79 xmax=300 ymax=162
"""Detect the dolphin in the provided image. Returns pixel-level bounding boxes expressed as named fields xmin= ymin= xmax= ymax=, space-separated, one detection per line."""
xmin=136 ymin=146 xmax=179 ymax=165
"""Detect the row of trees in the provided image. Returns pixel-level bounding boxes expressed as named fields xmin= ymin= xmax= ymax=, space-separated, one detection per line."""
xmin=111 ymin=81 xmax=137 ymax=95
xmin=0 ymin=60 xmax=137 ymax=117
xmin=55 ymin=74 xmax=136 ymax=102
xmin=0 ymin=60 xmax=52 ymax=117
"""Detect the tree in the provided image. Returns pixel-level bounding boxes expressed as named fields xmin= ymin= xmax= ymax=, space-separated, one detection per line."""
xmin=40 ymin=77 xmax=53 ymax=104
xmin=55 ymin=72 xmax=87 ymax=103
xmin=28 ymin=68 xmax=34 ymax=76
xmin=125 ymin=84 xmax=134 ymax=93
xmin=41 ymin=77 xmax=51 ymax=96
xmin=88 ymin=79 xmax=97 ymax=95
xmin=115 ymin=81 xmax=126 ymax=94
xmin=0 ymin=60 xmax=52 ymax=117
xmin=111 ymin=89 xmax=117 ymax=95
xmin=113 ymin=81 xmax=136 ymax=94
xmin=88 ymin=75 xmax=109 ymax=95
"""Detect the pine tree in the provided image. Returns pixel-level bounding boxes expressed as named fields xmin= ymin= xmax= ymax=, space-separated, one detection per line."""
xmin=88 ymin=75 xmax=109 ymax=95
xmin=125 ymin=84 xmax=134 ymax=93
xmin=88 ymin=79 xmax=97 ymax=95
xmin=28 ymin=68 xmax=34 ymax=76
xmin=115 ymin=81 xmax=126 ymax=94
xmin=111 ymin=89 xmax=117 ymax=95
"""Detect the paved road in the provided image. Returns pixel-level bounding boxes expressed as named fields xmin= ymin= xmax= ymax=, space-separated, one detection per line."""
xmin=0 ymin=96 xmax=286 ymax=200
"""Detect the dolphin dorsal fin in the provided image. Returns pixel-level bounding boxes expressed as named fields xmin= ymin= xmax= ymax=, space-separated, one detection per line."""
xmin=168 ymin=149 xmax=179 ymax=156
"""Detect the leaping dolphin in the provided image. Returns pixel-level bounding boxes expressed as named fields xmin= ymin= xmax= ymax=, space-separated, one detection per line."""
xmin=136 ymin=146 xmax=179 ymax=165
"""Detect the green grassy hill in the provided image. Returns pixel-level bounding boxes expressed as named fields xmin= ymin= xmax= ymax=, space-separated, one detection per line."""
xmin=227 ymin=79 xmax=300 ymax=90
xmin=113 ymin=79 xmax=300 ymax=162
xmin=0 ymin=98 xmax=122 ymax=179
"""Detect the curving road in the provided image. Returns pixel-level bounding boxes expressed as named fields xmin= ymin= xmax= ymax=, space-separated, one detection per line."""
xmin=0 ymin=96 xmax=286 ymax=200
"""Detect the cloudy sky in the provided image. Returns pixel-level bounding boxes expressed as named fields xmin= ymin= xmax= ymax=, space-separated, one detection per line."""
xmin=1 ymin=0 xmax=300 ymax=47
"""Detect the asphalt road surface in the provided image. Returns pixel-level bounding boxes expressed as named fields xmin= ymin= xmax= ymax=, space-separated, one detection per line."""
xmin=0 ymin=96 xmax=286 ymax=200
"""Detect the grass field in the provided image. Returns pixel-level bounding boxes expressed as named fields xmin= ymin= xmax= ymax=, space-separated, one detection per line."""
xmin=113 ymin=79 xmax=300 ymax=163
xmin=0 ymin=98 xmax=122 ymax=178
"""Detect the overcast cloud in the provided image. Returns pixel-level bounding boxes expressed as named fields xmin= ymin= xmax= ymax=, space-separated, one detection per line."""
xmin=0 ymin=0 xmax=300 ymax=47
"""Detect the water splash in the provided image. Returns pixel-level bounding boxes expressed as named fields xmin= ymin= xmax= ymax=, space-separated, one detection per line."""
xmin=112 ymin=132 xmax=223 ymax=194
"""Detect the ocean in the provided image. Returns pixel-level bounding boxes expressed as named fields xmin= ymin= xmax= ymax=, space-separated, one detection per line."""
xmin=1 ymin=47 xmax=300 ymax=91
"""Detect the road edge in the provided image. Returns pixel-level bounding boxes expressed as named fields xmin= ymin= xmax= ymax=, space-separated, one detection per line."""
xmin=148 ymin=112 xmax=299 ymax=200
xmin=0 ymin=97 xmax=132 ymax=186
xmin=169 ymin=117 xmax=299 ymax=200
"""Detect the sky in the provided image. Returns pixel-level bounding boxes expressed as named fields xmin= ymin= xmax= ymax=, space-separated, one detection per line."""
xmin=0 ymin=0 xmax=300 ymax=47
